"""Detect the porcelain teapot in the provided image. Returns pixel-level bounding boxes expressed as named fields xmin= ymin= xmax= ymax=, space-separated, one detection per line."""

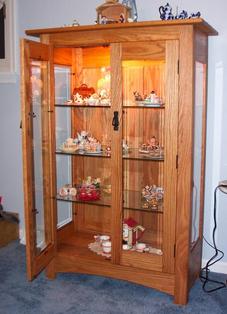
xmin=159 ymin=3 xmax=174 ymax=20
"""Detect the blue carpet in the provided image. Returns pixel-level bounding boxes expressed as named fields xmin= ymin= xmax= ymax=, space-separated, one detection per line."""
xmin=0 ymin=241 xmax=226 ymax=314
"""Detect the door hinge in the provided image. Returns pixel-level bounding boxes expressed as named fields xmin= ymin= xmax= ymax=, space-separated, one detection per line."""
xmin=174 ymin=244 xmax=176 ymax=257
xmin=177 ymin=60 xmax=180 ymax=74
xmin=176 ymin=154 xmax=179 ymax=169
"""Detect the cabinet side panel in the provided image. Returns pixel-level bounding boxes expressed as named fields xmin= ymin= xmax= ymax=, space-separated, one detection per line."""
xmin=189 ymin=31 xmax=208 ymax=288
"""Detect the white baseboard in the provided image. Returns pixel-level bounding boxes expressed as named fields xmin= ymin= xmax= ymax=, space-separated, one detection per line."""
xmin=202 ymin=259 xmax=227 ymax=274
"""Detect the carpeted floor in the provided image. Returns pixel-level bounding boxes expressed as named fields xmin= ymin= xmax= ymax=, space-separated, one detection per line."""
xmin=0 ymin=241 xmax=226 ymax=314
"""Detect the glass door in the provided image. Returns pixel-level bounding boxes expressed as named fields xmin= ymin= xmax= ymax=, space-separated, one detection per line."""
xmin=119 ymin=41 xmax=179 ymax=272
xmin=21 ymin=40 xmax=55 ymax=279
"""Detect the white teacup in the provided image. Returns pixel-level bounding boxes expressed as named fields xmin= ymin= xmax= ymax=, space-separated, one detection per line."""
xmin=136 ymin=243 xmax=146 ymax=251
xmin=102 ymin=241 xmax=111 ymax=253
xmin=100 ymin=235 xmax=110 ymax=242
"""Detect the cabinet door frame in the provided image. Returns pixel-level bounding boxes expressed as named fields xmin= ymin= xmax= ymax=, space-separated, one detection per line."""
xmin=162 ymin=39 xmax=179 ymax=273
xmin=115 ymin=39 xmax=179 ymax=272
xmin=21 ymin=39 xmax=56 ymax=280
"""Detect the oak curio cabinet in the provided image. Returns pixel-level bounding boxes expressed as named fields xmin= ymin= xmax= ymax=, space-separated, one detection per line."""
xmin=21 ymin=19 xmax=217 ymax=304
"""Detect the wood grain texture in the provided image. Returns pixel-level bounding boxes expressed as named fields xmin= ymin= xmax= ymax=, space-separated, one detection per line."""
xmin=54 ymin=48 xmax=72 ymax=65
xmin=110 ymin=43 xmax=123 ymax=264
xmin=174 ymin=26 xmax=194 ymax=305
xmin=25 ymin=19 xmax=218 ymax=38
xmin=162 ymin=40 xmax=179 ymax=274
xmin=188 ymin=30 xmax=208 ymax=289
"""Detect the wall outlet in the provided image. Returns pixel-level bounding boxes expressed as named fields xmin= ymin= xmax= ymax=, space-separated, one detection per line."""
xmin=219 ymin=180 xmax=227 ymax=194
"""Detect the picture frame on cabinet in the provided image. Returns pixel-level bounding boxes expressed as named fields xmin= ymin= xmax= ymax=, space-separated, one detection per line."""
xmin=0 ymin=0 xmax=16 ymax=83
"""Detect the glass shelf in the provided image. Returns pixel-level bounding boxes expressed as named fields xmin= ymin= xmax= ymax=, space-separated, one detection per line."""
xmin=56 ymin=190 xmax=163 ymax=214
xmin=123 ymin=148 xmax=164 ymax=161
xmin=56 ymin=148 xmax=164 ymax=161
xmin=56 ymin=150 xmax=111 ymax=158
xmin=123 ymin=190 xmax=163 ymax=213
xmin=123 ymin=102 xmax=165 ymax=109
xmin=55 ymin=103 xmax=111 ymax=108
xmin=56 ymin=193 xmax=111 ymax=207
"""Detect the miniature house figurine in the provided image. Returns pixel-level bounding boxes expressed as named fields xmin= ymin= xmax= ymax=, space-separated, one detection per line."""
xmin=96 ymin=0 xmax=131 ymax=24
xmin=123 ymin=217 xmax=145 ymax=247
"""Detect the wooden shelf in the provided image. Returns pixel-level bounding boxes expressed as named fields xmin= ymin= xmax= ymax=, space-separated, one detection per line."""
xmin=57 ymin=231 xmax=112 ymax=263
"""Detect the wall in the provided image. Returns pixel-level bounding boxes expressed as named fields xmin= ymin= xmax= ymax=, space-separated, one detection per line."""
xmin=0 ymin=0 xmax=226 ymax=272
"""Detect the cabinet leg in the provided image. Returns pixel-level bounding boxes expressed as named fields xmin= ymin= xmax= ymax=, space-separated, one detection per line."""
xmin=174 ymin=290 xmax=188 ymax=305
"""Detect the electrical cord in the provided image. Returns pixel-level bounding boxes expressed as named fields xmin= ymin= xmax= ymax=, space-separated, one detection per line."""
xmin=200 ymin=185 xmax=227 ymax=293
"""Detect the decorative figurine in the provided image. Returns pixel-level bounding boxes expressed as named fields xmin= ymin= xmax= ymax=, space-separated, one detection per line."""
xmin=189 ymin=11 xmax=201 ymax=19
xmin=159 ymin=3 xmax=201 ymax=20
xmin=159 ymin=3 xmax=174 ymax=20
xmin=175 ymin=10 xmax=188 ymax=19
xmin=133 ymin=91 xmax=143 ymax=101
xmin=123 ymin=217 xmax=145 ymax=247
xmin=141 ymin=185 xmax=164 ymax=210
xmin=59 ymin=184 xmax=77 ymax=197
xmin=77 ymin=177 xmax=101 ymax=201
xmin=139 ymin=136 xmax=164 ymax=158
xmin=73 ymin=84 xmax=95 ymax=103
xmin=60 ymin=137 xmax=78 ymax=153
xmin=96 ymin=0 xmax=131 ymax=24
xmin=133 ymin=90 xmax=163 ymax=106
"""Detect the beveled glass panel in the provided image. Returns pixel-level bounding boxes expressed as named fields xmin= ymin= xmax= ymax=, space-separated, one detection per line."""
xmin=191 ymin=62 xmax=206 ymax=246
xmin=30 ymin=60 xmax=49 ymax=253
xmin=121 ymin=42 xmax=165 ymax=257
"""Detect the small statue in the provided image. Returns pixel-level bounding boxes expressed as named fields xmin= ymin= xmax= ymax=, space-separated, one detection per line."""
xmin=133 ymin=91 xmax=143 ymax=101
xmin=175 ymin=10 xmax=188 ymax=19
xmin=189 ymin=11 xmax=201 ymax=19
xmin=159 ymin=3 xmax=174 ymax=20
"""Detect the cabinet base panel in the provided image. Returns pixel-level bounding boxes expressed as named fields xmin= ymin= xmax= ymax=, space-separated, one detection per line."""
xmin=49 ymin=254 xmax=174 ymax=296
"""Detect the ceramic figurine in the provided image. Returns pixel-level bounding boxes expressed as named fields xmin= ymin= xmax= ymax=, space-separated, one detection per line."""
xmin=159 ymin=3 xmax=174 ymax=20
xmin=59 ymin=184 xmax=77 ymax=197
xmin=189 ymin=11 xmax=201 ymax=19
xmin=71 ymin=19 xmax=80 ymax=26
xmin=122 ymin=139 xmax=129 ymax=152
xmin=175 ymin=10 xmax=188 ymax=20
xmin=142 ymin=185 xmax=164 ymax=202
xmin=159 ymin=3 xmax=201 ymax=20
xmin=73 ymin=92 xmax=84 ymax=104
xmin=123 ymin=217 xmax=145 ymax=247
xmin=133 ymin=91 xmax=143 ymax=101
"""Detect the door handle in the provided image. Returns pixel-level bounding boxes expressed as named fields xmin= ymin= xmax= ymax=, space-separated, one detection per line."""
xmin=112 ymin=111 xmax=119 ymax=131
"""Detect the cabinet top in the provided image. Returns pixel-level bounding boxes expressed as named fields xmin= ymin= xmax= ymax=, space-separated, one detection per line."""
xmin=25 ymin=18 xmax=217 ymax=38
